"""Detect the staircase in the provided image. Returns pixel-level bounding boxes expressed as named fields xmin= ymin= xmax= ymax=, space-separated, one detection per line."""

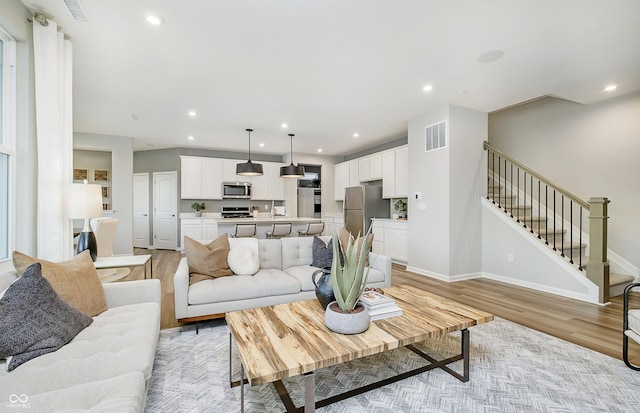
xmin=484 ymin=142 xmax=635 ymax=300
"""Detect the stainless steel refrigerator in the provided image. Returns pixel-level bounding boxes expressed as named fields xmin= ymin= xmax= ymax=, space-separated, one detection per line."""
xmin=344 ymin=185 xmax=390 ymax=236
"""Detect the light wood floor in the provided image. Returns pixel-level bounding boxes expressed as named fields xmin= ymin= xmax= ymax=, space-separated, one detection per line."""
xmin=125 ymin=248 xmax=640 ymax=363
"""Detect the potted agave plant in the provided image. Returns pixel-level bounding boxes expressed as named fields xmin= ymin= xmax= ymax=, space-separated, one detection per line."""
xmin=325 ymin=229 xmax=372 ymax=334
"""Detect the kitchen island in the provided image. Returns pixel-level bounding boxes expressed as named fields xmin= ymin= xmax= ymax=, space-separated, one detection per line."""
xmin=179 ymin=214 xmax=323 ymax=248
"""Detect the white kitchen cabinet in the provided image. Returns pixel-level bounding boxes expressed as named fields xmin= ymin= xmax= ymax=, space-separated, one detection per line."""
xmin=395 ymin=147 xmax=409 ymax=197
xmin=180 ymin=156 xmax=222 ymax=199
xmin=380 ymin=146 xmax=408 ymax=199
xmin=358 ymin=157 xmax=370 ymax=182
xmin=334 ymin=161 xmax=350 ymax=201
xmin=381 ymin=150 xmax=395 ymax=198
xmin=371 ymin=219 xmax=384 ymax=255
xmin=202 ymin=158 xmax=222 ymax=199
xmin=349 ymin=160 xmax=359 ymax=187
xmin=202 ymin=219 xmax=218 ymax=240
xmin=180 ymin=218 xmax=219 ymax=249
xmin=369 ymin=153 xmax=382 ymax=180
xmin=180 ymin=218 xmax=203 ymax=248
xmin=222 ymin=159 xmax=246 ymax=183
xmin=250 ymin=162 xmax=285 ymax=200
xmin=370 ymin=219 xmax=408 ymax=263
xmin=323 ymin=215 xmax=344 ymax=236
xmin=384 ymin=221 xmax=408 ymax=263
xmin=180 ymin=156 xmax=203 ymax=199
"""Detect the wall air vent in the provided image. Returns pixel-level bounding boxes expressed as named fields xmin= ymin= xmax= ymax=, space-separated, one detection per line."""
xmin=64 ymin=0 xmax=90 ymax=22
xmin=425 ymin=120 xmax=447 ymax=152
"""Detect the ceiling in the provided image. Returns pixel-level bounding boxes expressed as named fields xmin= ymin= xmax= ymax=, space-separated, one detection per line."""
xmin=20 ymin=0 xmax=640 ymax=157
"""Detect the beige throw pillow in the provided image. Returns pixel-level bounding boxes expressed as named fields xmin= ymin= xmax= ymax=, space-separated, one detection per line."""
xmin=185 ymin=234 xmax=233 ymax=285
xmin=338 ymin=227 xmax=374 ymax=267
xmin=12 ymin=250 xmax=108 ymax=316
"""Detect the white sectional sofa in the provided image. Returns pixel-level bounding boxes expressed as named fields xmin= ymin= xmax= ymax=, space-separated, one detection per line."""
xmin=0 ymin=272 xmax=161 ymax=413
xmin=174 ymin=235 xmax=392 ymax=322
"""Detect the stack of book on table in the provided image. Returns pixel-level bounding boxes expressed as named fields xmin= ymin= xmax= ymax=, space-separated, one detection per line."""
xmin=359 ymin=290 xmax=403 ymax=321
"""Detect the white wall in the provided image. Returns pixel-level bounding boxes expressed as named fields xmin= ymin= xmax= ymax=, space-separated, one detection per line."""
xmin=74 ymin=132 xmax=134 ymax=254
xmin=449 ymin=106 xmax=487 ymax=275
xmin=489 ymin=92 xmax=640 ymax=271
xmin=482 ymin=198 xmax=598 ymax=303
xmin=406 ymin=105 xmax=487 ymax=279
xmin=407 ymin=106 xmax=451 ymax=276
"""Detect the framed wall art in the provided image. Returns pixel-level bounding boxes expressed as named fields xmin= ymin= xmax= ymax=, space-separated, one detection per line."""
xmin=73 ymin=168 xmax=88 ymax=181
xmin=93 ymin=169 xmax=109 ymax=182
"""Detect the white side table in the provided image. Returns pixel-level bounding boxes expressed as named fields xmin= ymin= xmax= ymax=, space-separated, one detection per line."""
xmin=93 ymin=254 xmax=152 ymax=279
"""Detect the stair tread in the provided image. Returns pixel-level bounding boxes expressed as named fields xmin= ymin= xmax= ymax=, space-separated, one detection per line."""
xmin=611 ymin=273 xmax=636 ymax=286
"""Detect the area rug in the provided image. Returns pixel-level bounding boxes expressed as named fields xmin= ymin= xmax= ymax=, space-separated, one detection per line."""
xmin=145 ymin=317 xmax=640 ymax=412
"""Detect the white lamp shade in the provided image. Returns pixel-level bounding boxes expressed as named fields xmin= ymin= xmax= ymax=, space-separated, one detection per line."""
xmin=68 ymin=183 xmax=103 ymax=219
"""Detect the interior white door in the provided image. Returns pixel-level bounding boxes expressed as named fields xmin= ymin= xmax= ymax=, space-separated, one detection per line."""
xmin=153 ymin=171 xmax=178 ymax=250
xmin=133 ymin=173 xmax=150 ymax=248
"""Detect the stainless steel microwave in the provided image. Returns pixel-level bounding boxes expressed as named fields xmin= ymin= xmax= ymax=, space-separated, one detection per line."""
xmin=222 ymin=182 xmax=252 ymax=199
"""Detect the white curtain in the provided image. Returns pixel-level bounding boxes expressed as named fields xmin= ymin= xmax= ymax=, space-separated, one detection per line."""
xmin=32 ymin=20 xmax=73 ymax=261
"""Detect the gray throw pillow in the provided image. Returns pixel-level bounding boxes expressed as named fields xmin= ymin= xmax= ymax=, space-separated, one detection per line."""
xmin=0 ymin=263 xmax=93 ymax=371
xmin=311 ymin=236 xmax=343 ymax=268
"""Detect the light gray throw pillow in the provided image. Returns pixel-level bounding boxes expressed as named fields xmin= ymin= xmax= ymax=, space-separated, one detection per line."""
xmin=0 ymin=263 xmax=93 ymax=371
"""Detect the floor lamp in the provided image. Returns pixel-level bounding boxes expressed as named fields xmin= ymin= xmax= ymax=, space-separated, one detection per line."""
xmin=69 ymin=182 xmax=103 ymax=261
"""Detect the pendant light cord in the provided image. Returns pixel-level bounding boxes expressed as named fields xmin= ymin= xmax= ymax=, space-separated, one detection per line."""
xmin=246 ymin=128 xmax=253 ymax=161
xmin=289 ymin=133 xmax=295 ymax=165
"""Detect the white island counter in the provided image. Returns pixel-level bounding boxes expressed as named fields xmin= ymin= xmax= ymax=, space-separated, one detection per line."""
xmin=179 ymin=214 xmax=323 ymax=248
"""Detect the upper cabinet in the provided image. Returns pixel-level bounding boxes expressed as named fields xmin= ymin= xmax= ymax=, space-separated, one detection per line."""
xmin=250 ymin=162 xmax=285 ymax=200
xmin=334 ymin=145 xmax=408 ymax=201
xmin=334 ymin=161 xmax=350 ymax=201
xmin=359 ymin=154 xmax=382 ymax=182
xmin=381 ymin=150 xmax=396 ymax=198
xmin=180 ymin=156 xmax=222 ymax=199
xmin=184 ymin=157 xmax=284 ymax=200
xmin=348 ymin=160 xmax=359 ymax=187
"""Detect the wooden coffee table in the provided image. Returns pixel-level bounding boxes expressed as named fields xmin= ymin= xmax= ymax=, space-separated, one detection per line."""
xmin=226 ymin=285 xmax=494 ymax=413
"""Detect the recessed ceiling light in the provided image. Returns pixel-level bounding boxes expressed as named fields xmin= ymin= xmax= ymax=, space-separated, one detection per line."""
xmin=353 ymin=133 xmax=359 ymax=138
xmin=423 ymin=85 xmax=433 ymax=92
xmin=146 ymin=14 xmax=164 ymax=25
xmin=477 ymin=50 xmax=504 ymax=63
xmin=188 ymin=111 xmax=197 ymax=117
xmin=317 ymin=149 xmax=323 ymax=153
xmin=187 ymin=135 xmax=194 ymax=141
xmin=281 ymin=123 xmax=288 ymax=129
xmin=604 ymin=84 xmax=618 ymax=92
xmin=259 ymin=143 xmax=265 ymax=147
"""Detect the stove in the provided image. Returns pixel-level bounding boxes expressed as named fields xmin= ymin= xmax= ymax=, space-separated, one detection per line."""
xmin=221 ymin=206 xmax=252 ymax=219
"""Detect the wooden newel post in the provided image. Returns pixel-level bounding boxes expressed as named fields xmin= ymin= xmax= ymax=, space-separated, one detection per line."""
xmin=586 ymin=197 xmax=610 ymax=304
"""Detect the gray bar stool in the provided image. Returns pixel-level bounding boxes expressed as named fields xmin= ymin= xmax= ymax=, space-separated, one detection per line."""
xmin=234 ymin=224 xmax=257 ymax=238
xmin=298 ymin=222 xmax=325 ymax=237
xmin=265 ymin=223 xmax=292 ymax=239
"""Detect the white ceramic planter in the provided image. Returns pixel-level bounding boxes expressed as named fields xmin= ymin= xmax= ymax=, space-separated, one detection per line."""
xmin=324 ymin=301 xmax=370 ymax=334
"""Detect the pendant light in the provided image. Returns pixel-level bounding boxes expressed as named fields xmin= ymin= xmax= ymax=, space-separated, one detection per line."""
xmin=236 ymin=128 xmax=263 ymax=176
xmin=280 ymin=133 xmax=306 ymax=178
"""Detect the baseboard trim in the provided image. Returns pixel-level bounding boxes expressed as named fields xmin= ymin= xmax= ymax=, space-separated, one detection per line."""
xmin=481 ymin=271 xmax=606 ymax=305
xmin=405 ymin=266 xmax=482 ymax=282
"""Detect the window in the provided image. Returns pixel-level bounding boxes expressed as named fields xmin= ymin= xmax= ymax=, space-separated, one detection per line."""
xmin=0 ymin=28 xmax=16 ymax=263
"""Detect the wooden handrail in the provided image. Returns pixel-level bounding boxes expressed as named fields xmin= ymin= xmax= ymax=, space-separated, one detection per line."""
xmin=483 ymin=141 xmax=589 ymax=210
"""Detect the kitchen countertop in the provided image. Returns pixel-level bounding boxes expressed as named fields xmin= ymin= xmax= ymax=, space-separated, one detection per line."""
xmin=371 ymin=218 xmax=409 ymax=222
xmin=215 ymin=217 xmax=322 ymax=224
xmin=180 ymin=213 xmax=321 ymax=224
